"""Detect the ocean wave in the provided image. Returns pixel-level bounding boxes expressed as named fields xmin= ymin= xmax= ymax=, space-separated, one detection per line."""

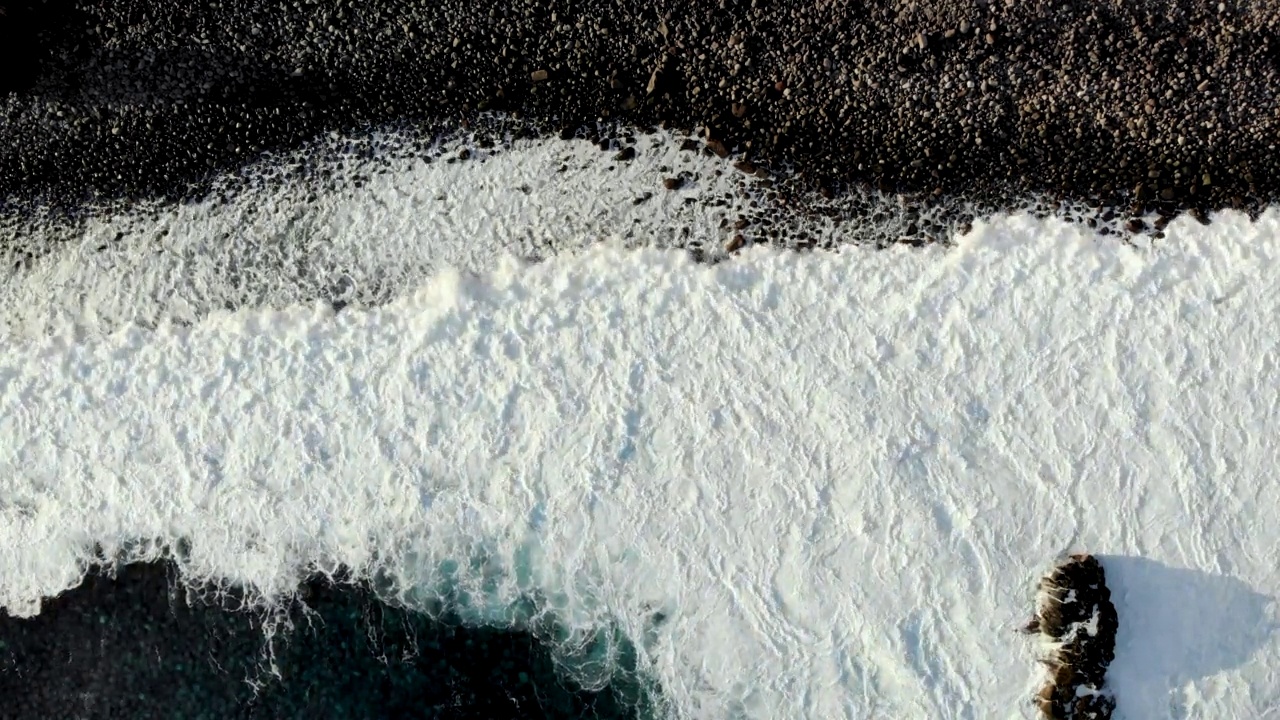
xmin=4 ymin=209 xmax=1280 ymax=717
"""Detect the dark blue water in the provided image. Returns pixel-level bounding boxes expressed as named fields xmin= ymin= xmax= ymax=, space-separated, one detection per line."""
xmin=0 ymin=557 xmax=665 ymax=719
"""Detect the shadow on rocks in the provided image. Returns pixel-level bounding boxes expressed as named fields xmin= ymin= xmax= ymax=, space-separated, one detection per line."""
xmin=0 ymin=0 xmax=91 ymax=95
xmin=1097 ymin=554 xmax=1278 ymax=716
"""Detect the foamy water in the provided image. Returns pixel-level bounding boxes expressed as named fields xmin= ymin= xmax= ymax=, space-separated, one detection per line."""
xmin=3 ymin=136 xmax=1280 ymax=719
xmin=0 ymin=127 xmax=961 ymax=340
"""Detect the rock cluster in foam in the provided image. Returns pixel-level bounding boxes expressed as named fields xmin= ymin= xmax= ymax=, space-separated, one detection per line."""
xmin=1025 ymin=553 xmax=1119 ymax=720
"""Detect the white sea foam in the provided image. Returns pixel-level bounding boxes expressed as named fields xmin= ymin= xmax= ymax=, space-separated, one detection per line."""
xmin=0 ymin=128 xmax=762 ymax=339
xmin=0 ymin=125 xmax=964 ymax=341
xmin=3 ymin=138 xmax=1280 ymax=719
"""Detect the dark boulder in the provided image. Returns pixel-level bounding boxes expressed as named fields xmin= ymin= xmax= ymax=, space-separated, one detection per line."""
xmin=1025 ymin=554 xmax=1119 ymax=720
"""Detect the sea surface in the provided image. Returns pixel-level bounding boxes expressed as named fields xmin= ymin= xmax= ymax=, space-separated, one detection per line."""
xmin=3 ymin=133 xmax=1280 ymax=719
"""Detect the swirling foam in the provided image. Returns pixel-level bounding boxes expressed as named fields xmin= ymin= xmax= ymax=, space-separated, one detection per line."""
xmin=3 ymin=139 xmax=1280 ymax=718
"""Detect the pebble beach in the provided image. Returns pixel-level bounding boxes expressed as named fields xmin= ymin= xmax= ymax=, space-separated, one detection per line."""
xmin=3 ymin=0 xmax=1279 ymax=225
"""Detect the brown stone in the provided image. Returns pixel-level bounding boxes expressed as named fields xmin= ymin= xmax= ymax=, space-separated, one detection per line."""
xmin=1026 ymin=555 xmax=1118 ymax=720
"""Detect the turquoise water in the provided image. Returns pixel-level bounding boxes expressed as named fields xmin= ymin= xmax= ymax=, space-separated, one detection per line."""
xmin=0 ymin=557 xmax=668 ymax=719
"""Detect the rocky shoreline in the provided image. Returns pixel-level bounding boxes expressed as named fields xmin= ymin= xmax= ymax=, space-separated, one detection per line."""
xmin=2 ymin=0 xmax=1279 ymax=231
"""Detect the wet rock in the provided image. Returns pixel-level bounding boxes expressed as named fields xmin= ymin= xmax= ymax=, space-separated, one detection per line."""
xmin=1025 ymin=554 xmax=1118 ymax=720
xmin=3 ymin=0 xmax=1278 ymax=241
